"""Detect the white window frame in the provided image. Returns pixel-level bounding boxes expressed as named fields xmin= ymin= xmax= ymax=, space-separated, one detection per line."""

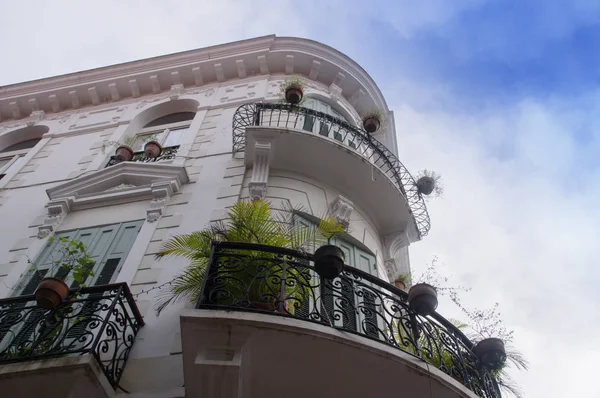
xmin=0 ymin=150 xmax=28 ymax=179
xmin=132 ymin=120 xmax=192 ymax=152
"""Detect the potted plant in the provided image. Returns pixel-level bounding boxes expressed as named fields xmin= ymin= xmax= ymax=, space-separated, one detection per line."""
xmin=144 ymin=139 xmax=163 ymax=158
xmin=361 ymin=108 xmax=384 ymax=133
xmin=280 ymin=76 xmax=306 ymax=105
xmin=154 ymin=200 xmax=346 ymax=315
xmin=408 ymin=256 xmax=469 ymax=316
xmin=102 ymin=135 xmax=137 ymax=162
xmin=393 ymin=273 xmax=410 ymax=290
xmin=23 ymin=237 xmax=96 ymax=309
xmin=449 ymin=300 xmax=529 ymax=397
xmin=415 ymin=169 xmax=443 ymax=197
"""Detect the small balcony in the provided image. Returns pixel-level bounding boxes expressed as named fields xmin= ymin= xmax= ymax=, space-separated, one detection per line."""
xmin=0 ymin=283 xmax=144 ymax=398
xmin=180 ymin=242 xmax=499 ymax=398
xmin=232 ymin=103 xmax=430 ymax=240
xmin=105 ymin=145 xmax=180 ymax=168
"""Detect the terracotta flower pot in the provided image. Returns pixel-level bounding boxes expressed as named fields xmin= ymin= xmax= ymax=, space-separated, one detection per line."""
xmin=35 ymin=278 xmax=69 ymax=309
xmin=417 ymin=176 xmax=435 ymax=196
xmin=363 ymin=116 xmax=381 ymax=133
xmin=144 ymin=141 xmax=163 ymax=159
xmin=115 ymin=145 xmax=134 ymax=162
xmin=473 ymin=338 xmax=506 ymax=370
xmin=314 ymin=245 xmax=345 ymax=279
xmin=285 ymin=87 xmax=304 ymax=104
xmin=394 ymin=280 xmax=406 ymax=290
xmin=407 ymin=283 xmax=438 ymax=316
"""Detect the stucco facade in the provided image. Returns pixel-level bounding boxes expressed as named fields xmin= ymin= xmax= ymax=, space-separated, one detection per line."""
xmin=0 ymin=36 xmax=473 ymax=398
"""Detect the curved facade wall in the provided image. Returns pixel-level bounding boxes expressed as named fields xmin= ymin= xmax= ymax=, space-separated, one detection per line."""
xmin=0 ymin=36 xmax=423 ymax=397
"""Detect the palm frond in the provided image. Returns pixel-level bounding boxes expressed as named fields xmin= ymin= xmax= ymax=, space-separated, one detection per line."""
xmin=154 ymin=261 xmax=207 ymax=315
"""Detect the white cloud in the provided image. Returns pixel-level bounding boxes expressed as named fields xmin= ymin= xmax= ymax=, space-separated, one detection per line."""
xmin=394 ymin=89 xmax=600 ymax=398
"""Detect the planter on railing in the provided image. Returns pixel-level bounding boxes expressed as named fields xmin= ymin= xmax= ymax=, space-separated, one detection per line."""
xmin=231 ymin=103 xmax=431 ymax=238
xmin=105 ymin=145 xmax=180 ymax=168
xmin=197 ymin=241 xmax=500 ymax=398
xmin=0 ymin=283 xmax=144 ymax=390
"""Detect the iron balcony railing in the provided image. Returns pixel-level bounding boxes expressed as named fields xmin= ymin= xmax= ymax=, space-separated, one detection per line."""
xmin=0 ymin=283 xmax=144 ymax=390
xmin=232 ymin=103 xmax=430 ymax=238
xmin=198 ymin=242 xmax=500 ymax=398
xmin=105 ymin=145 xmax=180 ymax=168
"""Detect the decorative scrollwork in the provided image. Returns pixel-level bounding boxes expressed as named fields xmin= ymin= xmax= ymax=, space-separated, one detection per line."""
xmin=105 ymin=145 xmax=180 ymax=168
xmin=0 ymin=283 xmax=144 ymax=391
xmin=198 ymin=242 xmax=499 ymax=397
xmin=231 ymin=103 xmax=431 ymax=238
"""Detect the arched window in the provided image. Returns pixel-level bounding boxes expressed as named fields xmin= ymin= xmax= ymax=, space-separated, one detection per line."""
xmin=131 ymin=111 xmax=195 ymax=151
xmin=0 ymin=126 xmax=47 ymax=180
xmin=303 ymin=98 xmax=348 ymax=122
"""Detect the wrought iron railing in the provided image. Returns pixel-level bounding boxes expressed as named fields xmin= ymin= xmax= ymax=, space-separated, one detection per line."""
xmin=0 ymin=283 xmax=144 ymax=390
xmin=198 ymin=242 xmax=500 ymax=397
xmin=232 ymin=103 xmax=430 ymax=238
xmin=105 ymin=145 xmax=180 ymax=168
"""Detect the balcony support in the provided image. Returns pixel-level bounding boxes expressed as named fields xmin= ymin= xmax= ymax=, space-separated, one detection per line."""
xmin=248 ymin=136 xmax=275 ymax=201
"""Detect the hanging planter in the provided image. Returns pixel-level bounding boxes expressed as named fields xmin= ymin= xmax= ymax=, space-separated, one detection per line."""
xmin=280 ymin=76 xmax=306 ymax=105
xmin=35 ymin=277 xmax=69 ymax=309
xmin=416 ymin=176 xmax=435 ymax=195
xmin=473 ymin=338 xmax=507 ymax=370
xmin=144 ymin=141 xmax=163 ymax=159
xmin=361 ymin=108 xmax=384 ymax=133
xmin=415 ymin=170 xmax=443 ymax=197
xmin=314 ymin=245 xmax=345 ymax=279
xmin=115 ymin=145 xmax=134 ymax=162
xmin=407 ymin=283 xmax=438 ymax=315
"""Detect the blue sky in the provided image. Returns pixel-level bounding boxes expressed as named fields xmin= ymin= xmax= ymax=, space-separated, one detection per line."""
xmin=1 ymin=1 xmax=599 ymax=397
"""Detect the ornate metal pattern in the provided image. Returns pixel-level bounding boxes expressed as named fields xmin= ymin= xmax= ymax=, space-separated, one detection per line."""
xmin=198 ymin=242 xmax=500 ymax=397
xmin=231 ymin=103 xmax=431 ymax=238
xmin=105 ymin=145 xmax=180 ymax=168
xmin=0 ymin=283 xmax=144 ymax=390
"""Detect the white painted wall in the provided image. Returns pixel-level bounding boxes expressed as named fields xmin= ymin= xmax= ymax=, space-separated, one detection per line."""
xmin=0 ymin=72 xmax=412 ymax=396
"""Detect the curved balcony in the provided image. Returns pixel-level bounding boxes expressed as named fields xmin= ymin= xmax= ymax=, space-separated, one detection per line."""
xmin=232 ymin=103 xmax=430 ymax=239
xmin=181 ymin=242 xmax=499 ymax=398
xmin=0 ymin=283 xmax=143 ymax=397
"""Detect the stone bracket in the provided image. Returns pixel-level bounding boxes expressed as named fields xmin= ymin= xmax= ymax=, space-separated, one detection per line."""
xmin=248 ymin=138 xmax=274 ymax=201
xmin=38 ymin=198 xmax=73 ymax=238
xmin=330 ymin=195 xmax=354 ymax=228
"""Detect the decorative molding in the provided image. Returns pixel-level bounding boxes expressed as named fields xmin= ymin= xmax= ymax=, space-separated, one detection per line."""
xmin=109 ymin=83 xmax=120 ymax=101
xmin=150 ymin=75 xmax=161 ymax=94
xmin=170 ymin=84 xmax=185 ymax=100
xmin=248 ymin=138 xmax=273 ymax=201
xmin=236 ymin=60 xmax=246 ymax=79
xmin=48 ymin=94 xmax=61 ymax=112
xmin=9 ymin=102 xmax=20 ymax=119
xmin=37 ymin=163 xmax=190 ymax=232
xmin=104 ymin=183 xmax=137 ymax=192
xmin=258 ymin=55 xmax=269 ymax=75
xmin=171 ymin=71 xmax=181 ymax=85
xmin=129 ymin=79 xmax=140 ymax=98
xmin=70 ymin=91 xmax=80 ymax=109
xmin=330 ymin=195 xmax=354 ymax=228
xmin=285 ymin=55 xmax=294 ymax=75
xmin=37 ymin=198 xmax=72 ymax=238
xmin=248 ymin=182 xmax=267 ymax=201
xmin=309 ymin=60 xmax=321 ymax=80
xmin=192 ymin=67 xmax=203 ymax=86
xmin=383 ymin=231 xmax=410 ymax=277
xmin=214 ymin=63 xmax=225 ymax=82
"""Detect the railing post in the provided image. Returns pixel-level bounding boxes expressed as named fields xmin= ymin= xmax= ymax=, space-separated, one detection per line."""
xmin=409 ymin=313 xmax=422 ymax=358
xmin=278 ymin=257 xmax=288 ymax=313
xmin=196 ymin=242 xmax=217 ymax=308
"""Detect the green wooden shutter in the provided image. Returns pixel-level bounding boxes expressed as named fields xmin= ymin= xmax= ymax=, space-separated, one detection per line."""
xmin=93 ymin=220 xmax=143 ymax=286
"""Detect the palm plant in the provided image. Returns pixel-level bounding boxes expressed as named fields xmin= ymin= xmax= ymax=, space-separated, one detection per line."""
xmin=154 ymin=200 xmax=345 ymax=314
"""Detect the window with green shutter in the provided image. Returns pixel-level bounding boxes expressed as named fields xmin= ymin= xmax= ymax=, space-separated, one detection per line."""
xmin=16 ymin=220 xmax=144 ymax=295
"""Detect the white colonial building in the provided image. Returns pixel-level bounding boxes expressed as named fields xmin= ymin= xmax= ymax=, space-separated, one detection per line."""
xmin=0 ymin=36 xmax=499 ymax=398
